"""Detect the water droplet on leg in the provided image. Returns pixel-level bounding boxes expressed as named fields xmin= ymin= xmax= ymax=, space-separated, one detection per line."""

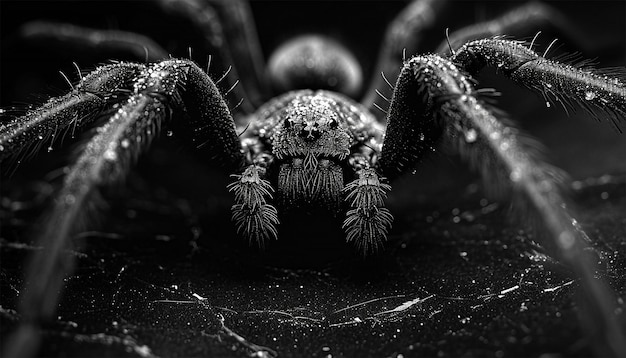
xmin=464 ymin=128 xmax=477 ymax=143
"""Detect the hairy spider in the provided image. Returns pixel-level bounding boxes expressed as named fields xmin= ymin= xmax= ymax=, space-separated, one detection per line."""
xmin=1 ymin=0 xmax=625 ymax=357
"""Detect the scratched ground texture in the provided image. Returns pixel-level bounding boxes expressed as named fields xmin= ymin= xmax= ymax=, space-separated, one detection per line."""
xmin=1 ymin=1 xmax=626 ymax=357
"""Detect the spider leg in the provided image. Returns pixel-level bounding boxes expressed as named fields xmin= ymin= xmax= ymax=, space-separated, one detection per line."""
xmin=451 ymin=38 xmax=626 ymax=131
xmin=209 ymin=0 xmax=269 ymax=105
xmin=18 ymin=20 xmax=169 ymax=62
xmin=435 ymin=2 xmax=593 ymax=55
xmin=362 ymin=0 xmax=448 ymax=119
xmin=9 ymin=0 xmax=264 ymax=114
xmin=0 ymin=63 xmax=145 ymax=173
xmin=158 ymin=0 xmax=269 ymax=110
xmin=2 ymin=59 xmax=243 ymax=358
xmin=379 ymin=54 xmax=625 ymax=357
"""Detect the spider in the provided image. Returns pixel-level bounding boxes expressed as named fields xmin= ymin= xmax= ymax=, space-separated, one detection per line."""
xmin=1 ymin=0 xmax=625 ymax=357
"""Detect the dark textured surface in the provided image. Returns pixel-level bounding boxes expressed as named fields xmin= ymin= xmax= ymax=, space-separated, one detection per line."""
xmin=1 ymin=165 xmax=625 ymax=357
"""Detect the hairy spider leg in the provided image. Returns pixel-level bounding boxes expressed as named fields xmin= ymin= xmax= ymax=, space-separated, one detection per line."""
xmin=451 ymin=38 xmax=626 ymax=131
xmin=364 ymin=0 xmax=606 ymax=122
xmin=363 ymin=0 xmax=447 ymax=118
xmin=158 ymin=0 xmax=268 ymax=111
xmin=434 ymin=2 xmax=596 ymax=55
xmin=3 ymin=59 xmax=243 ymax=358
xmin=0 ymin=63 xmax=145 ymax=174
xmin=449 ymin=39 xmax=626 ymax=356
xmin=15 ymin=0 xmax=264 ymax=114
xmin=210 ymin=0 xmax=269 ymax=106
xmin=381 ymin=53 xmax=625 ymax=358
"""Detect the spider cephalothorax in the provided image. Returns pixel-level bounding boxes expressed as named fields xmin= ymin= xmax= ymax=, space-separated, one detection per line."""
xmin=232 ymin=90 xmax=391 ymax=251
xmin=1 ymin=0 xmax=625 ymax=357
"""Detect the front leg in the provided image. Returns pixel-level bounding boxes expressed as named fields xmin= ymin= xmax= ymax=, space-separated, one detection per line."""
xmin=381 ymin=54 xmax=598 ymax=262
xmin=2 ymin=59 xmax=244 ymax=358
xmin=451 ymin=38 xmax=626 ymax=130
xmin=378 ymin=54 xmax=625 ymax=357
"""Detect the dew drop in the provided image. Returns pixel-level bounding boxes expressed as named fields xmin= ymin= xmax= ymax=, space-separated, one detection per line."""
xmin=37 ymin=135 xmax=43 ymax=140
xmin=104 ymin=149 xmax=117 ymax=161
xmin=510 ymin=168 xmax=522 ymax=182
xmin=545 ymin=101 xmax=551 ymax=108
xmin=47 ymin=146 xmax=53 ymax=152
xmin=0 ymin=145 xmax=4 ymax=151
xmin=166 ymin=130 xmax=173 ymax=137
xmin=584 ymin=91 xmax=596 ymax=100
xmin=121 ymin=139 xmax=130 ymax=148
xmin=464 ymin=129 xmax=478 ymax=143
xmin=419 ymin=133 xmax=425 ymax=141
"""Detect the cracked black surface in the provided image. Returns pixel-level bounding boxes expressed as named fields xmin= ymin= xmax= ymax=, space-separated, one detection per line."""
xmin=2 ymin=163 xmax=625 ymax=357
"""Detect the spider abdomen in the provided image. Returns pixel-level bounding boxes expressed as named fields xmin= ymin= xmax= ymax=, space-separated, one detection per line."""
xmin=267 ymin=35 xmax=363 ymax=97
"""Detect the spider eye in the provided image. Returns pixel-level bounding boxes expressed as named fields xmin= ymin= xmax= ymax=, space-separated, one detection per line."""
xmin=329 ymin=118 xmax=338 ymax=129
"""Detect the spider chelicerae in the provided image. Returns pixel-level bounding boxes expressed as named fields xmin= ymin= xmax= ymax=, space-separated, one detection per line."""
xmin=1 ymin=0 xmax=625 ymax=357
